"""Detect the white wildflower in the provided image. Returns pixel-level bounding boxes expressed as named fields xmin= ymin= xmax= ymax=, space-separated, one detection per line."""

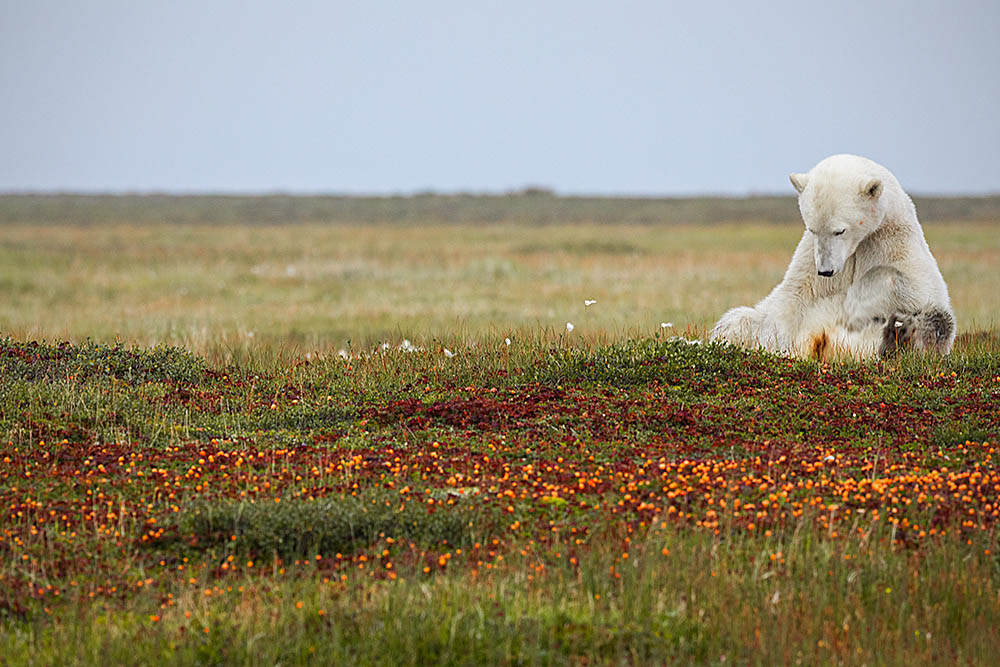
xmin=566 ymin=322 xmax=575 ymax=332
xmin=669 ymin=336 xmax=701 ymax=346
xmin=661 ymin=322 xmax=674 ymax=329
xmin=584 ymin=299 xmax=597 ymax=307
xmin=504 ymin=337 xmax=511 ymax=346
xmin=399 ymin=339 xmax=422 ymax=352
xmin=337 ymin=349 xmax=350 ymax=360
xmin=444 ymin=348 xmax=455 ymax=358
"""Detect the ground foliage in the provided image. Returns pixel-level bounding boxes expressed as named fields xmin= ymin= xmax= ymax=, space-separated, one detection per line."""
xmin=1 ymin=335 xmax=999 ymax=664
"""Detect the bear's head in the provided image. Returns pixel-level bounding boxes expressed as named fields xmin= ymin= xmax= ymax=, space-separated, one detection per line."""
xmin=790 ymin=154 xmax=890 ymax=278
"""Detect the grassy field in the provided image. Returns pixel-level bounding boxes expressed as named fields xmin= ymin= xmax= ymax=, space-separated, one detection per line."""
xmin=1 ymin=196 xmax=999 ymax=664
xmin=1 ymin=216 xmax=997 ymax=358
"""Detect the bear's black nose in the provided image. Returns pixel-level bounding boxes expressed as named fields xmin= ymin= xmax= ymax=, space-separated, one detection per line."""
xmin=817 ymin=270 xmax=834 ymax=277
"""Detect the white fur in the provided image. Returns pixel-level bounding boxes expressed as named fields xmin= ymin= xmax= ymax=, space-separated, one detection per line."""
xmin=711 ymin=154 xmax=955 ymax=359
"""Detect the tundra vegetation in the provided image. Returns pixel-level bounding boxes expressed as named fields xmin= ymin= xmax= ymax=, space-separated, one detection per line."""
xmin=1 ymin=195 xmax=998 ymax=665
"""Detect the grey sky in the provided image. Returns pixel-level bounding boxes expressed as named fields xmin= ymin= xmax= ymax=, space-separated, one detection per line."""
xmin=2 ymin=1 xmax=998 ymax=194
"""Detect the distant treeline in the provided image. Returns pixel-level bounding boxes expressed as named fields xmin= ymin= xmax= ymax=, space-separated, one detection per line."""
xmin=1 ymin=193 xmax=998 ymax=226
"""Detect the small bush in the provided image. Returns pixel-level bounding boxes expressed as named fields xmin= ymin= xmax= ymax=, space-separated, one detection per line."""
xmin=528 ymin=337 xmax=772 ymax=389
xmin=0 ymin=338 xmax=206 ymax=384
xmin=178 ymin=491 xmax=493 ymax=560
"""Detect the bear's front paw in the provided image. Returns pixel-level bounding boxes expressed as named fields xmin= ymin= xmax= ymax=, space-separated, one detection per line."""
xmin=881 ymin=313 xmax=915 ymax=357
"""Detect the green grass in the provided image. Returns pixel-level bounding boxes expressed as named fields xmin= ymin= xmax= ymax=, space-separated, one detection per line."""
xmin=3 ymin=524 xmax=998 ymax=665
xmin=1 ymin=335 xmax=998 ymax=664
xmin=1 ymin=196 xmax=998 ymax=664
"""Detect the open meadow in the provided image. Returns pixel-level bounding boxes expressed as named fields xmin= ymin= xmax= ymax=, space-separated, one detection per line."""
xmin=1 ymin=195 xmax=999 ymax=664
xmin=2 ymin=194 xmax=998 ymax=357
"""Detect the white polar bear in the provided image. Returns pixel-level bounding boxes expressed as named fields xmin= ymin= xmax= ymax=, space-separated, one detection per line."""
xmin=711 ymin=154 xmax=955 ymax=360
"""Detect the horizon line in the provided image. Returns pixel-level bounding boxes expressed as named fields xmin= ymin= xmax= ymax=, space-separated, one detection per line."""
xmin=2 ymin=188 xmax=999 ymax=199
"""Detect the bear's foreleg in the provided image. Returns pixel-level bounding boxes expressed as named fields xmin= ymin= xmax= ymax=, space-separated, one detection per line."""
xmin=843 ymin=266 xmax=920 ymax=332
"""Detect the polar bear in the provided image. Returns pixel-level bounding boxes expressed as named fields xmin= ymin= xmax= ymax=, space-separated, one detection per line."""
xmin=711 ymin=154 xmax=955 ymax=360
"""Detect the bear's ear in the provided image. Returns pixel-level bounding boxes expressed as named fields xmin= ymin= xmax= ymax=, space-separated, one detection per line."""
xmin=789 ymin=173 xmax=809 ymax=194
xmin=861 ymin=178 xmax=883 ymax=199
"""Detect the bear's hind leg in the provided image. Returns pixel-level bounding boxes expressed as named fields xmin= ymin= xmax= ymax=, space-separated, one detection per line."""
xmin=710 ymin=306 xmax=766 ymax=349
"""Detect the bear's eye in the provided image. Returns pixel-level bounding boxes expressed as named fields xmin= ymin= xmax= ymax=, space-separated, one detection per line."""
xmin=833 ymin=229 xmax=846 ymax=236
